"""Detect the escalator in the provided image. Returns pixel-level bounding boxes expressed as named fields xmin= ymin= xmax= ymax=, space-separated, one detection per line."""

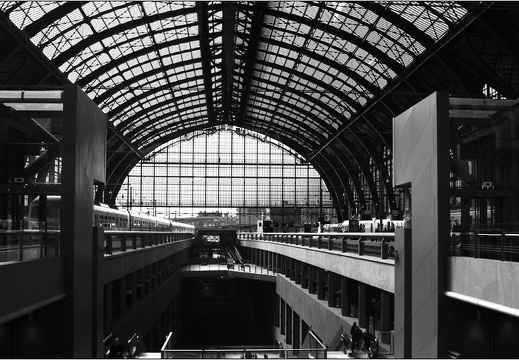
xmin=225 ymin=245 xmax=243 ymax=265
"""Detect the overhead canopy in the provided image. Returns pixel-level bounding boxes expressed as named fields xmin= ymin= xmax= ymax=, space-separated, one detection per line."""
xmin=1 ymin=1 xmax=518 ymax=216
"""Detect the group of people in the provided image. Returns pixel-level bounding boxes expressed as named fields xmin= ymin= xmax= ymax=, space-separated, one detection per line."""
xmin=108 ymin=338 xmax=126 ymax=359
xmin=342 ymin=322 xmax=375 ymax=356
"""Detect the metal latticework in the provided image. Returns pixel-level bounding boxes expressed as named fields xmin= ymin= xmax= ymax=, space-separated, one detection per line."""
xmin=117 ymin=126 xmax=333 ymax=219
xmin=1 ymin=2 xmax=519 ymax=221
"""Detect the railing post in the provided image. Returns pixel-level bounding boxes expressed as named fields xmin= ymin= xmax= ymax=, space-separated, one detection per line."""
xmin=381 ymin=242 xmax=388 ymax=259
xmin=105 ymin=234 xmax=112 ymax=255
xmin=18 ymin=231 xmax=24 ymax=261
xmin=40 ymin=230 xmax=46 ymax=258
xmin=121 ymin=234 xmax=127 ymax=252
xmin=358 ymin=239 xmax=364 ymax=256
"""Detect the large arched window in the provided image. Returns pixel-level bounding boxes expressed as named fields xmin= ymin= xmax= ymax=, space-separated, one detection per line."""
xmin=116 ymin=126 xmax=335 ymax=227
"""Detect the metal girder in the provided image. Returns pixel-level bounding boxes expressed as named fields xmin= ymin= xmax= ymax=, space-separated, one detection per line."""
xmin=79 ymin=34 xmax=203 ymax=89
xmin=262 ymin=6 xmax=324 ymax=137
xmin=307 ymin=2 xmax=492 ymax=162
xmin=22 ymin=2 xmax=85 ymax=38
xmin=222 ymin=2 xmax=236 ymax=124
xmin=310 ymin=152 xmax=350 ymax=219
xmin=94 ymin=56 xmax=200 ymax=104
xmin=254 ymin=33 xmax=382 ymax=97
xmin=249 ymin=55 xmax=363 ymax=112
xmin=237 ymin=2 xmax=266 ymax=126
xmin=197 ymin=2 xmax=217 ymax=125
xmin=51 ymin=6 xmax=199 ymax=67
xmin=264 ymin=6 xmax=405 ymax=74
xmin=0 ymin=12 xmax=69 ymax=86
xmin=330 ymin=139 xmax=379 ymax=211
xmin=356 ymin=2 xmax=435 ymax=48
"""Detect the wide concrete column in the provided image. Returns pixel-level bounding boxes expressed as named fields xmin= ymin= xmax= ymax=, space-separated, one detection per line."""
xmin=341 ymin=277 xmax=352 ymax=317
xmin=358 ymin=282 xmax=369 ymax=328
xmin=380 ymin=289 xmax=394 ymax=345
xmin=286 ymin=304 xmax=293 ymax=345
xmin=317 ymin=268 xmax=325 ymax=300
xmin=301 ymin=263 xmax=309 ymax=289
xmin=328 ymin=272 xmax=338 ymax=308
xmin=308 ymin=265 xmax=317 ymax=294
xmin=61 ymin=84 xmax=107 ymax=358
xmin=295 ymin=261 xmax=302 ymax=284
xmin=393 ymin=91 xmax=450 ymax=358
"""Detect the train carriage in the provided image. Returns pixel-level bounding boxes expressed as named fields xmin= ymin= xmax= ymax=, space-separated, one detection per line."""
xmin=28 ymin=196 xmax=195 ymax=233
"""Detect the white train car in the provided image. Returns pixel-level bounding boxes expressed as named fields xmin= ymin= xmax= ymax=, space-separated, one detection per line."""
xmin=321 ymin=217 xmax=405 ymax=233
xmin=28 ymin=196 xmax=194 ymax=233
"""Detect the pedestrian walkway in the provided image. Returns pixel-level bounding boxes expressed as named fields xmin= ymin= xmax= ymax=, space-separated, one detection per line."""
xmin=182 ymin=263 xmax=277 ymax=277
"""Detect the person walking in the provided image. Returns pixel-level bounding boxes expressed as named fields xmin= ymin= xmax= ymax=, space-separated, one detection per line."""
xmin=109 ymin=338 xmax=125 ymax=359
xmin=350 ymin=322 xmax=361 ymax=350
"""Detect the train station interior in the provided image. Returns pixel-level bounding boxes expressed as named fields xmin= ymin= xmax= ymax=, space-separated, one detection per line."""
xmin=1 ymin=2 xmax=519 ymax=359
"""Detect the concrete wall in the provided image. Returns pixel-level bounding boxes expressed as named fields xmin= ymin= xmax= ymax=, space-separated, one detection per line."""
xmin=0 ymin=257 xmax=65 ymax=324
xmin=448 ymin=257 xmax=519 ymax=310
xmin=103 ymin=239 xmax=192 ymax=284
xmin=393 ymin=92 xmax=451 ymax=358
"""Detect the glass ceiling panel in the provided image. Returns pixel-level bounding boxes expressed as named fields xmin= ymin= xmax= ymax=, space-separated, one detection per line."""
xmin=1 ymin=1 xmax=470 ymax=155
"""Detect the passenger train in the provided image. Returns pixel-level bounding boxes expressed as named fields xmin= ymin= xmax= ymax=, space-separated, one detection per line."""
xmin=28 ymin=196 xmax=195 ymax=232
xmin=321 ymin=218 xmax=405 ymax=233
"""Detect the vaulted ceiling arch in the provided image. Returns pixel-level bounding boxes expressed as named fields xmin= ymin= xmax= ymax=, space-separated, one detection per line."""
xmin=2 ymin=2 xmax=519 ymax=219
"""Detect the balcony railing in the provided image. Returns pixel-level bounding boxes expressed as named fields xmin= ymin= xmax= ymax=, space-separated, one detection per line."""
xmin=451 ymin=231 xmax=519 ymax=262
xmin=0 ymin=229 xmax=193 ymax=264
xmin=0 ymin=230 xmax=60 ymax=262
xmin=161 ymin=331 xmax=327 ymax=358
xmin=237 ymin=232 xmax=395 ymax=260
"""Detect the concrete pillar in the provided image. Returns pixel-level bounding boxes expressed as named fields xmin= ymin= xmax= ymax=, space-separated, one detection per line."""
xmin=92 ymin=227 xmax=104 ymax=358
xmin=394 ymin=227 xmax=412 ymax=358
xmin=317 ymin=268 xmax=325 ymax=300
xmin=328 ymin=272 xmax=338 ymax=308
xmin=301 ymin=263 xmax=309 ymax=289
xmin=380 ymin=290 xmax=394 ymax=344
xmin=286 ymin=305 xmax=293 ymax=345
xmin=308 ymin=266 xmax=316 ymax=294
xmin=293 ymin=311 xmax=301 ymax=349
xmin=295 ymin=261 xmax=302 ymax=284
xmin=358 ymin=282 xmax=369 ymax=328
xmin=341 ymin=277 xmax=352 ymax=317
xmin=61 ymin=84 xmax=107 ymax=358
xmin=393 ymin=92 xmax=450 ymax=358
xmin=289 ymin=259 xmax=296 ymax=281
xmin=275 ymin=294 xmax=280 ymax=327
xmin=280 ymin=298 xmax=286 ymax=335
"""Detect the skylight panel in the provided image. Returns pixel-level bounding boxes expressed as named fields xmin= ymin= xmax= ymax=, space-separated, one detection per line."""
xmin=8 ymin=2 xmax=61 ymax=30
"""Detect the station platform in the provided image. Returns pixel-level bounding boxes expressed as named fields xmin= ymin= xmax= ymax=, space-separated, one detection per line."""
xmin=182 ymin=263 xmax=277 ymax=282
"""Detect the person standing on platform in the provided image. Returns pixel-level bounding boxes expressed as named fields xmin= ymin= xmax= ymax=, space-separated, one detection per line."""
xmin=362 ymin=327 xmax=374 ymax=352
xmin=351 ymin=322 xmax=361 ymax=350
xmin=109 ymin=338 xmax=125 ymax=358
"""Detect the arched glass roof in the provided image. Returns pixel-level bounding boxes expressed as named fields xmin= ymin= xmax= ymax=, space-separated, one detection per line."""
xmin=1 ymin=1 xmax=468 ymax=151
xmin=4 ymin=1 xmax=517 ymax=216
